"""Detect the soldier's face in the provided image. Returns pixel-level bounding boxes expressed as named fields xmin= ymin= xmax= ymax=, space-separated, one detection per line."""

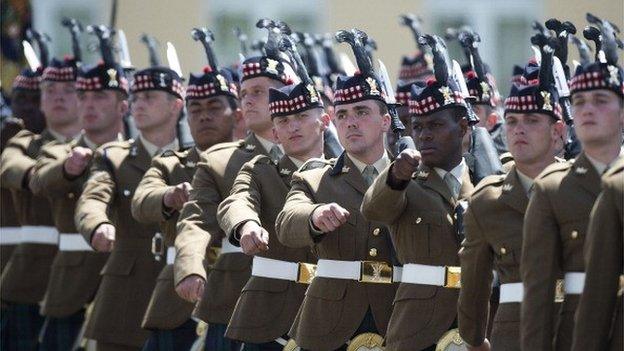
xmin=240 ymin=77 xmax=283 ymax=134
xmin=131 ymin=90 xmax=181 ymax=132
xmin=505 ymin=112 xmax=563 ymax=165
xmin=78 ymin=90 xmax=127 ymax=134
xmin=187 ymin=95 xmax=237 ymax=150
xmin=334 ymin=100 xmax=390 ymax=157
xmin=40 ymin=81 xmax=79 ymax=129
xmin=572 ymin=90 xmax=624 ymax=147
xmin=272 ymin=108 xmax=329 ymax=159
xmin=412 ymin=108 xmax=467 ymax=169
xmin=11 ymin=90 xmax=45 ymax=133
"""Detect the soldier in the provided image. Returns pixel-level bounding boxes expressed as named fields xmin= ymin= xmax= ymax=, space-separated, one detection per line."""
xmin=0 ymin=57 xmax=81 ymax=351
xmin=456 ymin=61 xmax=565 ymax=351
xmin=131 ymin=37 xmax=241 ymax=350
xmin=216 ymin=50 xmax=327 ymax=350
xmin=571 ymin=157 xmax=623 ymax=351
xmin=74 ymin=66 xmax=184 ymax=351
xmin=360 ymin=34 xmax=475 ymax=351
xmin=10 ymin=67 xmax=46 ymax=133
xmin=275 ymin=29 xmax=397 ymax=351
xmin=173 ymin=22 xmax=291 ymax=350
xmin=520 ymin=29 xmax=624 ymax=351
xmin=29 ymin=56 xmax=129 ymax=350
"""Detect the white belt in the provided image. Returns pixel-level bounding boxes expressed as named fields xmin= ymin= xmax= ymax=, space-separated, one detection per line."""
xmin=564 ymin=272 xmax=585 ymax=295
xmin=0 ymin=227 xmax=22 ymax=245
xmin=20 ymin=226 xmax=58 ymax=245
xmin=401 ymin=263 xmax=462 ymax=288
xmin=166 ymin=247 xmax=176 ymax=265
xmin=316 ymin=259 xmax=401 ymax=284
xmin=251 ymin=256 xmax=316 ymax=284
xmin=220 ymin=239 xmax=243 ymax=254
xmin=499 ymin=282 xmax=523 ymax=303
xmin=59 ymin=233 xmax=93 ymax=251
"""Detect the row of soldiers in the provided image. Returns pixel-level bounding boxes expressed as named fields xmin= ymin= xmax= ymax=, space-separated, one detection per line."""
xmin=0 ymin=10 xmax=622 ymax=351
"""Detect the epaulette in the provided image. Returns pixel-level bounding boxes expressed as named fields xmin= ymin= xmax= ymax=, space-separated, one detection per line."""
xmin=471 ymin=173 xmax=506 ymax=196
xmin=499 ymin=152 xmax=514 ymax=166
xmin=160 ymin=149 xmax=189 ymax=159
xmin=100 ymin=140 xmax=131 ymax=150
xmin=204 ymin=140 xmax=245 ymax=154
xmin=604 ymin=157 xmax=624 ymax=177
xmin=250 ymin=154 xmax=273 ymax=165
xmin=536 ymin=160 xmax=573 ymax=179
xmin=298 ymin=157 xmax=335 ymax=172
xmin=10 ymin=129 xmax=35 ymax=145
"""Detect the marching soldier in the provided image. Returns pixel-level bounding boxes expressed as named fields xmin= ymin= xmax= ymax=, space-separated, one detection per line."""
xmin=457 ymin=61 xmax=565 ymax=351
xmin=173 ymin=21 xmax=291 ymax=350
xmin=275 ymin=29 xmax=397 ymax=351
xmin=131 ymin=31 xmax=241 ymax=350
xmin=0 ymin=56 xmax=81 ymax=350
xmin=29 ymin=55 xmax=128 ymax=350
xmin=216 ymin=44 xmax=327 ymax=350
xmin=521 ymin=26 xmax=624 ymax=351
xmin=571 ymin=157 xmax=624 ymax=351
xmin=360 ymin=34 xmax=475 ymax=351
xmin=74 ymin=65 xmax=184 ymax=351
xmin=9 ymin=67 xmax=47 ymax=133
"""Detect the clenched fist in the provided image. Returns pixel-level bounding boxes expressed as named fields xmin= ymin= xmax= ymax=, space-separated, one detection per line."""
xmin=64 ymin=146 xmax=93 ymax=177
xmin=311 ymin=203 xmax=350 ymax=233
xmin=176 ymin=274 xmax=205 ymax=303
xmin=391 ymin=148 xmax=421 ymax=181
xmin=91 ymin=223 xmax=116 ymax=252
xmin=238 ymin=221 xmax=269 ymax=255
xmin=163 ymin=182 xmax=192 ymax=211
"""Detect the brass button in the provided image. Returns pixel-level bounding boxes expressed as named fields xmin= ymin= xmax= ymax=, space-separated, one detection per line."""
xmin=571 ymin=230 xmax=578 ymax=239
xmin=369 ymin=248 xmax=378 ymax=257
xmin=123 ymin=189 xmax=131 ymax=196
xmin=68 ymin=193 xmax=75 ymax=199
xmin=415 ymin=217 xmax=422 ymax=224
xmin=500 ymin=247 xmax=507 ymax=255
xmin=372 ymin=228 xmax=380 ymax=236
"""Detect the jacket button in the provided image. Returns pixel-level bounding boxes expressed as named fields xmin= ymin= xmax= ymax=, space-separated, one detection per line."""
xmin=571 ymin=230 xmax=578 ymax=239
xmin=372 ymin=228 xmax=380 ymax=236
xmin=123 ymin=189 xmax=131 ymax=196
xmin=500 ymin=247 xmax=507 ymax=255
xmin=415 ymin=217 xmax=422 ymax=224
xmin=369 ymin=248 xmax=378 ymax=257
xmin=68 ymin=193 xmax=75 ymax=199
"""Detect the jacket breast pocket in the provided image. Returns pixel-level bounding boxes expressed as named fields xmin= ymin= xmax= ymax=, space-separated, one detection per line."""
xmin=407 ymin=211 xmax=443 ymax=258
xmin=491 ymin=237 xmax=520 ymax=267
xmin=101 ymin=253 xmax=136 ymax=276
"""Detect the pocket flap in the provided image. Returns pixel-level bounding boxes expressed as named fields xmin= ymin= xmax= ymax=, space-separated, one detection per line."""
xmin=393 ymin=284 xmax=438 ymax=303
xmin=242 ymin=276 xmax=289 ymax=293
xmin=306 ymin=277 xmax=347 ymax=301
xmin=101 ymin=253 xmax=136 ymax=276
xmin=415 ymin=211 xmax=443 ymax=225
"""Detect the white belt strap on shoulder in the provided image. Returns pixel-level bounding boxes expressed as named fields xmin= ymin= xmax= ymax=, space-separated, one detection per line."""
xmin=401 ymin=263 xmax=461 ymax=288
xmin=564 ymin=272 xmax=585 ymax=295
xmin=166 ymin=247 xmax=176 ymax=265
xmin=316 ymin=259 xmax=400 ymax=284
xmin=20 ymin=226 xmax=58 ymax=245
xmin=499 ymin=282 xmax=524 ymax=303
xmin=220 ymin=239 xmax=243 ymax=254
xmin=59 ymin=233 xmax=93 ymax=251
xmin=0 ymin=227 xmax=22 ymax=245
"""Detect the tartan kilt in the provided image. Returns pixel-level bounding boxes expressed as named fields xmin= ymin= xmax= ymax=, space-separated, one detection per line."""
xmin=204 ymin=323 xmax=242 ymax=351
xmin=141 ymin=319 xmax=197 ymax=351
xmin=38 ymin=310 xmax=85 ymax=351
xmin=0 ymin=303 xmax=45 ymax=351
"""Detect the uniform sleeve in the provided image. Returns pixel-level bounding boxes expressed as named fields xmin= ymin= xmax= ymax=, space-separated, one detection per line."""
xmin=216 ymin=160 xmax=262 ymax=241
xmin=275 ymin=171 xmax=324 ymax=248
xmin=458 ymin=200 xmax=494 ymax=347
xmin=173 ymin=157 xmax=219 ymax=285
xmin=360 ymin=163 xmax=408 ymax=224
xmin=571 ymin=180 xmax=622 ymax=351
xmin=131 ymin=157 xmax=173 ymax=224
xmin=521 ymin=180 xmax=561 ymax=351
xmin=0 ymin=133 xmax=36 ymax=190
xmin=29 ymin=143 xmax=78 ymax=197
xmin=74 ymin=150 xmax=116 ymax=244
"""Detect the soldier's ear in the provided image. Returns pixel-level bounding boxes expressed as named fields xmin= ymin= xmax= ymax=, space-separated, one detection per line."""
xmin=319 ymin=112 xmax=330 ymax=131
xmin=118 ymin=99 xmax=129 ymax=117
xmin=272 ymin=126 xmax=280 ymax=143
xmin=458 ymin=117 xmax=468 ymax=137
xmin=381 ymin=112 xmax=391 ymax=133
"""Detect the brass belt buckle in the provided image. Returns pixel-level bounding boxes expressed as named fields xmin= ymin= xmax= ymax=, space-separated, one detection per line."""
xmin=360 ymin=261 xmax=393 ymax=284
xmin=347 ymin=332 xmax=384 ymax=351
xmin=444 ymin=266 xmax=461 ymax=288
xmin=555 ymin=279 xmax=565 ymax=303
xmin=296 ymin=262 xmax=317 ymax=284
xmin=151 ymin=232 xmax=164 ymax=261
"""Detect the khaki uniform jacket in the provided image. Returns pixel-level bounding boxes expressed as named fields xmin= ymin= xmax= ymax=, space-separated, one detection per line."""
xmin=457 ymin=167 xmax=527 ymax=350
xmin=521 ymin=153 xmax=601 ymax=351
xmin=276 ymin=153 xmax=397 ymax=351
xmin=1 ymin=119 xmax=23 ymax=276
xmin=361 ymin=161 xmax=474 ymax=351
xmin=572 ymin=157 xmax=624 ymax=351
xmin=29 ymin=135 xmax=108 ymax=318
xmin=0 ymin=129 xmax=57 ymax=304
xmin=75 ymin=139 xmax=164 ymax=347
xmin=131 ymin=147 xmax=199 ymax=330
xmin=175 ymin=134 xmax=266 ymax=324
xmin=217 ymin=154 xmax=316 ymax=343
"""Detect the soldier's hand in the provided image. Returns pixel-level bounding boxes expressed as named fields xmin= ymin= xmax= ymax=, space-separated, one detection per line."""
xmin=391 ymin=148 xmax=421 ymax=181
xmin=468 ymin=339 xmax=491 ymax=351
xmin=91 ymin=223 xmax=116 ymax=252
xmin=238 ymin=221 xmax=269 ymax=255
xmin=64 ymin=146 xmax=93 ymax=177
xmin=311 ymin=203 xmax=350 ymax=233
xmin=176 ymin=275 xmax=205 ymax=303
xmin=163 ymin=182 xmax=192 ymax=211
